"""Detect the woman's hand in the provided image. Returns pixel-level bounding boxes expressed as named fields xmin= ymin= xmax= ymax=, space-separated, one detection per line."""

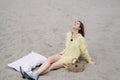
xmin=91 ymin=61 xmax=96 ymax=65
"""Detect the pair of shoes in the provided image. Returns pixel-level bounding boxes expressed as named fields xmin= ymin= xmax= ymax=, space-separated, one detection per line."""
xmin=19 ymin=66 xmax=39 ymax=80
xmin=24 ymin=71 xmax=39 ymax=80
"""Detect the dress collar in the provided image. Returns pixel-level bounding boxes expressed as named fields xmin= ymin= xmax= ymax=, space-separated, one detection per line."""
xmin=71 ymin=31 xmax=81 ymax=38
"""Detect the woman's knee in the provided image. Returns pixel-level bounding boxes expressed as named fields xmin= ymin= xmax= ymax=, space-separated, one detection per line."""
xmin=49 ymin=62 xmax=63 ymax=70
xmin=47 ymin=54 xmax=61 ymax=63
xmin=47 ymin=57 xmax=55 ymax=64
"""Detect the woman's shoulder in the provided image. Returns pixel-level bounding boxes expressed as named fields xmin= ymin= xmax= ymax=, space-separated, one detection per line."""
xmin=78 ymin=34 xmax=88 ymax=46
xmin=66 ymin=31 xmax=72 ymax=36
xmin=78 ymin=33 xmax=86 ymax=41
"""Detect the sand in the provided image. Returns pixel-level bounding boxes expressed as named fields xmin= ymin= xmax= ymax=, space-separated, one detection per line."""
xmin=0 ymin=0 xmax=120 ymax=80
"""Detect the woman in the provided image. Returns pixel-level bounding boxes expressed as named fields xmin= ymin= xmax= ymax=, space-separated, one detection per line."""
xmin=20 ymin=20 xmax=96 ymax=80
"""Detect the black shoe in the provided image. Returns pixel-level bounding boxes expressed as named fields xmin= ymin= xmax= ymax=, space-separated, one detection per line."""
xmin=20 ymin=66 xmax=26 ymax=79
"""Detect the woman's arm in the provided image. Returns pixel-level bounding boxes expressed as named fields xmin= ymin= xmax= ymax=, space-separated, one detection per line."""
xmin=60 ymin=49 xmax=65 ymax=55
xmin=60 ymin=32 xmax=71 ymax=55
xmin=79 ymin=37 xmax=95 ymax=64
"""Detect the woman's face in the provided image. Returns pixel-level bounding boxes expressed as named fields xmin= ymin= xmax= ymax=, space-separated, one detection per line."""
xmin=73 ymin=21 xmax=81 ymax=30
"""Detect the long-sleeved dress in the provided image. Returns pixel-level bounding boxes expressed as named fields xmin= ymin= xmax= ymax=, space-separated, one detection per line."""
xmin=57 ymin=32 xmax=92 ymax=67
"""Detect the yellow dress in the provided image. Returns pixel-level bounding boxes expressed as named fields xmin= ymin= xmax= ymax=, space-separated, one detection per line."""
xmin=58 ymin=32 xmax=92 ymax=67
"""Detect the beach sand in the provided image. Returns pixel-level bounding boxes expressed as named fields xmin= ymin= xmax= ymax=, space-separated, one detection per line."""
xmin=0 ymin=0 xmax=120 ymax=80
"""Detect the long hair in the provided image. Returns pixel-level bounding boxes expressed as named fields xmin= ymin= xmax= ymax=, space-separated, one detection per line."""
xmin=78 ymin=21 xmax=85 ymax=37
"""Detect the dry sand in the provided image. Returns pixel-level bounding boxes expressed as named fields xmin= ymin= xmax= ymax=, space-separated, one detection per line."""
xmin=0 ymin=0 xmax=120 ymax=80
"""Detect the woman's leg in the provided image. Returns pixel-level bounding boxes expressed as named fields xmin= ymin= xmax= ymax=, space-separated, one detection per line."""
xmin=20 ymin=54 xmax=61 ymax=80
xmin=36 ymin=54 xmax=61 ymax=74
xmin=41 ymin=61 xmax=63 ymax=74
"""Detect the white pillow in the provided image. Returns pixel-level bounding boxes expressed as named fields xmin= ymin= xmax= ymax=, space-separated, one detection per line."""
xmin=7 ymin=51 xmax=47 ymax=72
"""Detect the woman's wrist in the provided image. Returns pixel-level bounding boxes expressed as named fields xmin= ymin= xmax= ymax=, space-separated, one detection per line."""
xmin=90 ymin=61 xmax=96 ymax=65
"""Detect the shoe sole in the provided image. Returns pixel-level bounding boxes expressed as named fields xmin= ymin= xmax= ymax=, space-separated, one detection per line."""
xmin=20 ymin=66 xmax=26 ymax=79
